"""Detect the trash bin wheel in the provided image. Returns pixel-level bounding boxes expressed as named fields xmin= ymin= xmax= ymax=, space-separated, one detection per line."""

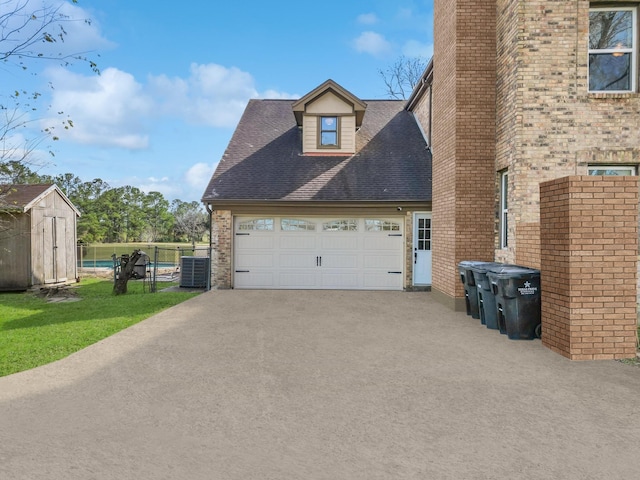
xmin=535 ymin=324 xmax=542 ymax=339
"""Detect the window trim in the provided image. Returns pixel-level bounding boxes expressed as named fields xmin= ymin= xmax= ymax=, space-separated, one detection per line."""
xmin=588 ymin=6 xmax=637 ymax=93
xmin=499 ymin=171 xmax=508 ymax=249
xmin=587 ymin=165 xmax=637 ymax=175
xmin=318 ymin=116 xmax=340 ymax=149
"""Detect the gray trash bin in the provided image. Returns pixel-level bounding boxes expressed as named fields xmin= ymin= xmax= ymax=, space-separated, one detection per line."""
xmin=488 ymin=266 xmax=541 ymax=340
xmin=458 ymin=261 xmax=496 ymax=320
xmin=470 ymin=262 xmax=504 ymax=329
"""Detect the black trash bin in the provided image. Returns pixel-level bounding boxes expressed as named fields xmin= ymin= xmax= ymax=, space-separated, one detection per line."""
xmin=458 ymin=261 xmax=496 ymax=320
xmin=488 ymin=266 xmax=541 ymax=340
xmin=470 ymin=262 xmax=504 ymax=329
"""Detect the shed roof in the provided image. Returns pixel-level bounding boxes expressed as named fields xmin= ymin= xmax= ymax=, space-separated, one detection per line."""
xmin=0 ymin=184 xmax=80 ymax=216
xmin=202 ymin=99 xmax=431 ymax=203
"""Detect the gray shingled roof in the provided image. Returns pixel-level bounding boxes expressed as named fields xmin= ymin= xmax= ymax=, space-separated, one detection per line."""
xmin=202 ymin=100 xmax=431 ymax=202
xmin=0 ymin=184 xmax=53 ymax=211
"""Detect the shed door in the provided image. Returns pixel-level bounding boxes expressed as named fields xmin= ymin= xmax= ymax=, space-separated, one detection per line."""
xmin=44 ymin=217 xmax=67 ymax=284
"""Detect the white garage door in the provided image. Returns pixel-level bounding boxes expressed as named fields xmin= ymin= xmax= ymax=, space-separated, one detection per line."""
xmin=234 ymin=217 xmax=404 ymax=290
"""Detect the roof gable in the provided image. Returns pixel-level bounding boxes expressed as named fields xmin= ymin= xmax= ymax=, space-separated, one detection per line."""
xmin=0 ymin=184 xmax=81 ymax=216
xmin=292 ymin=79 xmax=367 ymax=127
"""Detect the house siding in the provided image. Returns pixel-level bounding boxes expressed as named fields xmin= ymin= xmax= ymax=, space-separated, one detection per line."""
xmin=303 ymin=92 xmax=357 ymax=154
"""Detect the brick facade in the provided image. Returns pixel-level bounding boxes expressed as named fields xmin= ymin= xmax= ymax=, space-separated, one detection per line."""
xmin=210 ymin=210 xmax=232 ymax=289
xmin=495 ymin=1 xmax=640 ymax=263
xmin=431 ymin=0 xmax=496 ymax=309
xmin=540 ymin=176 xmax=638 ymax=360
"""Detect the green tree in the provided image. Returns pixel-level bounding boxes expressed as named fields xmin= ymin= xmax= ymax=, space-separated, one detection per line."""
xmin=142 ymin=191 xmax=173 ymax=242
xmin=171 ymin=199 xmax=208 ymax=246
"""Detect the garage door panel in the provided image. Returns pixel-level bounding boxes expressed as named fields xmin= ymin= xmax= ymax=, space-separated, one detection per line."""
xmin=279 ymin=253 xmax=316 ymax=268
xmin=236 ymin=253 xmax=274 ymax=268
xmin=234 ymin=216 xmax=404 ymax=290
xmin=321 ymin=254 xmax=358 ymax=268
xmin=279 ymin=273 xmax=318 ymax=288
xmin=280 ymin=235 xmax=317 ymax=250
xmin=235 ymin=235 xmax=275 ymax=249
xmin=320 ymin=273 xmax=359 ymax=288
xmin=234 ymin=272 xmax=274 ymax=288
xmin=363 ymin=236 xmax=402 ymax=250
xmin=320 ymin=236 xmax=358 ymax=250
xmin=363 ymin=253 xmax=402 ymax=269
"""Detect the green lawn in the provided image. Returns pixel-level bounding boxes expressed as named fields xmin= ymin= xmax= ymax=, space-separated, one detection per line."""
xmin=0 ymin=279 xmax=200 ymax=377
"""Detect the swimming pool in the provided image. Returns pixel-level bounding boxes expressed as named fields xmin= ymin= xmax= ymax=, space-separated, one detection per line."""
xmin=80 ymin=260 xmax=177 ymax=268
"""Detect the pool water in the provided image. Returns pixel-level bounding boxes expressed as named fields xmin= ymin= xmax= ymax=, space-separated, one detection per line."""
xmin=81 ymin=260 xmax=177 ymax=268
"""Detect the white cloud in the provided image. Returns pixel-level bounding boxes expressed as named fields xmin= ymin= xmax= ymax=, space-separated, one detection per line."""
xmin=357 ymin=13 xmax=378 ymax=25
xmin=149 ymin=63 xmax=296 ymax=127
xmin=353 ymin=31 xmax=392 ymax=57
xmin=39 ymin=62 xmax=295 ymax=153
xmin=259 ymin=89 xmax=300 ymax=100
xmin=43 ymin=67 xmax=152 ymax=149
xmin=184 ymin=162 xmax=217 ymax=192
xmin=402 ymin=40 xmax=433 ymax=59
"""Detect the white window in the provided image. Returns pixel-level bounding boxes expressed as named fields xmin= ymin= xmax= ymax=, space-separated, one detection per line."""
xmin=322 ymin=219 xmax=357 ymax=231
xmin=365 ymin=219 xmax=401 ymax=232
xmin=237 ymin=218 xmax=274 ymax=231
xmin=281 ymin=219 xmax=316 ymax=231
xmin=589 ymin=7 xmax=637 ymax=93
xmin=319 ymin=116 xmax=339 ymax=147
xmin=499 ymin=171 xmax=508 ymax=249
xmin=588 ymin=165 xmax=637 ymax=175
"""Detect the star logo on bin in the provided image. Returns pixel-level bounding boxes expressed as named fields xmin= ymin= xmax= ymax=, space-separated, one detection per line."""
xmin=524 ymin=281 xmax=531 ymax=288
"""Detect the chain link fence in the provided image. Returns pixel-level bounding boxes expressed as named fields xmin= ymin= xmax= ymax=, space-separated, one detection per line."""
xmin=77 ymin=243 xmax=211 ymax=291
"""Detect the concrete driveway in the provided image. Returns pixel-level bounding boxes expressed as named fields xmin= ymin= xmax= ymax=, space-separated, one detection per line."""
xmin=1 ymin=290 xmax=639 ymax=479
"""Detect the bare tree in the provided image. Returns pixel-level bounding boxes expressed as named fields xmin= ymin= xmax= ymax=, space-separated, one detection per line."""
xmin=379 ymin=55 xmax=428 ymax=100
xmin=1 ymin=0 xmax=99 ymax=72
xmin=1 ymin=0 xmax=98 ymax=208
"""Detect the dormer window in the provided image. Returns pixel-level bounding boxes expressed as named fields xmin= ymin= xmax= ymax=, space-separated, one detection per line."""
xmin=292 ymin=79 xmax=367 ymax=155
xmin=320 ymin=116 xmax=339 ymax=147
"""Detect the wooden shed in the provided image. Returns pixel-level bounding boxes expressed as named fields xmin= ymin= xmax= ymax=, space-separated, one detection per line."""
xmin=0 ymin=184 xmax=80 ymax=291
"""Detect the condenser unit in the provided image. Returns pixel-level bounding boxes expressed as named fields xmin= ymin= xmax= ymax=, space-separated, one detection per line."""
xmin=180 ymin=256 xmax=210 ymax=288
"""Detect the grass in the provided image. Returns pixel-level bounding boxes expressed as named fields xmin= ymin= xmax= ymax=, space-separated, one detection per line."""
xmin=0 ymin=278 xmax=200 ymax=377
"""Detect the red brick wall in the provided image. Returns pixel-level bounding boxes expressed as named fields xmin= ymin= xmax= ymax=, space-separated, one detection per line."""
xmin=540 ymin=176 xmax=638 ymax=360
xmin=515 ymin=223 xmax=541 ymax=269
xmin=431 ymin=0 xmax=496 ymax=307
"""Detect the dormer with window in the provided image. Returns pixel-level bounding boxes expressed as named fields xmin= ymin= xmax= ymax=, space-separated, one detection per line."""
xmin=292 ymin=79 xmax=367 ymax=155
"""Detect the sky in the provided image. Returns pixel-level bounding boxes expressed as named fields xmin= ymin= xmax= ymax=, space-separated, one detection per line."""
xmin=3 ymin=0 xmax=434 ymax=202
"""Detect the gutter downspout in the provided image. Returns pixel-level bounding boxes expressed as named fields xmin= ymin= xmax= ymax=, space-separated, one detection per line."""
xmin=205 ymin=202 xmax=213 ymax=291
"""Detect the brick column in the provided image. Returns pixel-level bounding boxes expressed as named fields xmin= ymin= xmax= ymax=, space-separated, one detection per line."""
xmin=540 ymin=176 xmax=638 ymax=360
xmin=210 ymin=210 xmax=232 ymax=289
xmin=431 ymin=0 xmax=497 ymax=310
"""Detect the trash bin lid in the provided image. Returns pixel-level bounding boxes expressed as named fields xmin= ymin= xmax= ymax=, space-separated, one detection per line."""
xmin=469 ymin=261 xmax=503 ymax=274
xmin=489 ymin=265 xmax=539 ymax=279
xmin=458 ymin=260 xmax=498 ymax=271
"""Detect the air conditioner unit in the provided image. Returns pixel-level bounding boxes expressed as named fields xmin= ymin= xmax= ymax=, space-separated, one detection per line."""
xmin=180 ymin=256 xmax=210 ymax=288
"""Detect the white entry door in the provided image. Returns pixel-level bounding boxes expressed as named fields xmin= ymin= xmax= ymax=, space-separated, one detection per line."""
xmin=413 ymin=213 xmax=432 ymax=285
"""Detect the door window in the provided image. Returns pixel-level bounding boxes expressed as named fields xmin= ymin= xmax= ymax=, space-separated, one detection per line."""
xmin=416 ymin=217 xmax=431 ymax=251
